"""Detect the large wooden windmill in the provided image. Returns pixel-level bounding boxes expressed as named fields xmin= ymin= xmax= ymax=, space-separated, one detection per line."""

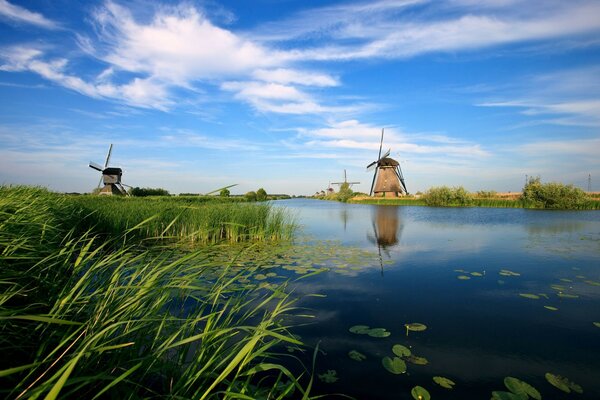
xmin=366 ymin=129 xmax=408 ymax=197
xmin=89 ymin=144 xmax=128 ymax=195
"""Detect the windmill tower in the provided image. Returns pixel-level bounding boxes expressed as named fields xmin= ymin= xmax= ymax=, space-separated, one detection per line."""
xmin=366 ymin=129 xmax=408 ymax=197
xmin=89 ymin=144 xmax=128 ymax=195
xmin=331 ymin=169 xmax=360 ymax=189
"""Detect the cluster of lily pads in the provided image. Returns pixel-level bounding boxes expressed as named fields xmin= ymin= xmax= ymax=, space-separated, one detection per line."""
xmin=454 ymin=268 xmax=485 ymax=280
xmin=490 ymin=374 xmax=583 ymax=399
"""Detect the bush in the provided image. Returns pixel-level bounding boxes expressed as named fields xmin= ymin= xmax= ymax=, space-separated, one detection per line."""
xmin=422 ymin=186 xmax=472 ymax=207
xmin=219 ymin=188 xmax=230 ymax=197
xmin=129 ymin=187 xmax=170 ymax=197
xmin=245 ymin=191 xmax=257 ymax=202
xmin=522 ymin=177 xmax=589 ymax=209
xmin=256 ymin=188 xmax=268 ymax=201
xmin=337 ymin=182 xmax=354 ymax=203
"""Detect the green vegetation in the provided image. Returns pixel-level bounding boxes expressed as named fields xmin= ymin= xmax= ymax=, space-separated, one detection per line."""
xmin=349 ymin=180 xmax=600 ymax=210
xmin=316 ymin=182 xmax=355 ymax=203
xmin=422 ymin=186 xmax=472 ymax=206
xmin=69 ymin=195 xmax=295 ymax=244
xmin=256 ymin=188 xmax=268 ymax=201
xmin=219 ymin=187 xmax=230 ymax=197
xmin=129 ymin=186 xmax=170 ymax=196
xmin=522 ymin=176 xmax=590 ymax=209
xmin=0 ymin=186 xmax=311 ymax=399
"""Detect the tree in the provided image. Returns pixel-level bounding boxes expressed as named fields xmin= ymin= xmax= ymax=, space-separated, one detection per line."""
xmin=129 ymin=187 xmax=170 ymax=197
xmin=337 ymin=182 xmax=354 ymax=203
xmin=219 ymin=188 xmax=230 ymax=197
xmin=522 ymin=177 xmax=588 ymax=209
xmin=245 ymin=191 xmax=257 ymax=201
xmin=256 ymin=188 xmax=268 ymax=201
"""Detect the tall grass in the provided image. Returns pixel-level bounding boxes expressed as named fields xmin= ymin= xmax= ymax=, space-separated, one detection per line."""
xmin=70 ymin=195 xmax=296 ymax=244
xmin=1 ymin=186 xmax=312 ymax=399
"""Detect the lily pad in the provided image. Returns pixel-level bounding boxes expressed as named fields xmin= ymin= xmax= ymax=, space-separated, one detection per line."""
xmin=471 ymin=272 xmax=484 ymax=277
xmin=254 ymin=274 xmax=267 ymax=280
xmin=348 ymin=350 xmax=366 ymax=361
xmin=594 ymin=322 xmax=600 ymax=328
xmin=500 ymin=269 xmax=521 ymax=277
xmin=544 ymin=306 xmax=558 ymax=311
xmin=433 ymin=376 xmax=455 ymax=389
xmin=557 ymin=293 xmax=579 ymax=299
xmin=406 ymin=355 xmax=428 ymax=365
xmin=411 ymin=386 xmax=430 ymax=400
xmin=559 ymin=278 xmax=572 ymax=283
xmin=504 ymin=377 xmax=541 ymax=400
xmin=382 ymin=356 xmax=406 ymax=374
xmin=349 ymin=325 xmax=370 ymax=334
xmin=368 ymin=328 xmax=391 ymax=338
xmin=318 ymin=369 xmax=338 ymax=383
xmin=545 ymin=372 xmax=582 ymax=393
xmin=457 ymin=275 xmax=471 ymax=280
xmin=519 ymin=293 xmax=540 ymax=300
xmin=392 ymin=344 xmax=411 ymax=357
xmin=583 ymin=280 xmax=600 ymax=286
xmin=491 ymin=391 xmax=528 ymax=400
xmin=405 ymin=323 xmax=427 ymax=334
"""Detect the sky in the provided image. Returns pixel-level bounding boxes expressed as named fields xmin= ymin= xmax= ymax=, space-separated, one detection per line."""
xmin=0 ymin=0 xmax=599 ymax=196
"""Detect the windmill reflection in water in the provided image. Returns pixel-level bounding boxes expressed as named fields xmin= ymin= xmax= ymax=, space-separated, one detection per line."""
xmin=368 ymin=205 xmax=403 ymax=275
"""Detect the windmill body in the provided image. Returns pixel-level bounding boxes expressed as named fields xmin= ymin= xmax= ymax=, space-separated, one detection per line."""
xmin=89 ymin=144 xmax=128 ymax=195
xmin=366 ymin=129 xmax=408 ymax=197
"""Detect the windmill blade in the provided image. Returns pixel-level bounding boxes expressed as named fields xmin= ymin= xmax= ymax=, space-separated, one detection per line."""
xmin=104 ymin=144 xmax=113 ymax=168
xmin=377 ymin=128 xmax=384 ymax=161
xmin=366 ymin=160 xmax=378 ymax=170
xmin=394 ymin=166 xmax=408 ymax=194
xmin=89 ymin=162 xmax=103 ymax=172
xmin=369 ymin=169 xmax=378 ymax=196
xmin=380 ymin=149 xmax=390 ymax=160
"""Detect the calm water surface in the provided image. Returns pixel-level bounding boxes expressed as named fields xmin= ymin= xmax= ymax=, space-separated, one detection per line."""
xmin=272 ymin=199 xmax=600 ymax=399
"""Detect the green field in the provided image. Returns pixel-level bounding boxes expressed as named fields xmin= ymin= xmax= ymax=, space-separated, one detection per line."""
xmin=0 ymin=186 xmax=311 ymax=399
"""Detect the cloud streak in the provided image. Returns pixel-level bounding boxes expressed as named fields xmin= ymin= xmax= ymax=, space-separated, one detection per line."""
xmin=0 ymin=0 xmax=58 ymax=29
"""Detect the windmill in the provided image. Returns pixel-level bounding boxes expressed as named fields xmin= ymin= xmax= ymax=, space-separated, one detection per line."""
xmin=367 ymin=205 xmax=403 ymax=275
xmin=366 ymin=129 xmax=408 ymax=197
xmin=331 ymin=169 xmax=360 ymax=189
xmin=89 ymin=144 xmax=128 ymax=195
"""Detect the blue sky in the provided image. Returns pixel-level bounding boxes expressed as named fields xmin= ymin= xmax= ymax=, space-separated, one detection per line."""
xmin=1 ymin=0 xmax=599 ymax=195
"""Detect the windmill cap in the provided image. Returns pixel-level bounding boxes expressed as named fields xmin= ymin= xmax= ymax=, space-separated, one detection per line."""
xmin=103 ymin=167 xmax=122 ymax=174
xmin=379 ymin=157 xmax=399 ymax=166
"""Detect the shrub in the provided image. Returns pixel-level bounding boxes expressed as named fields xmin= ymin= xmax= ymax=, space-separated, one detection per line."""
xmin=245 ymin=191 xmax=257 ymax=201
xmin=422 ymin=186 xmax=472 ymax=207
xmin=337 ymin=182 xmax=354 ymax=203
xmin=522 ymin=177 xmax=589 ymax=209
xmin=129 ymin=187 xmax=170 ymax=197
xmin=219 ymin=188 xmax=230 ymax=197
xmin=256 ymin=188 xmax=268 ymax=201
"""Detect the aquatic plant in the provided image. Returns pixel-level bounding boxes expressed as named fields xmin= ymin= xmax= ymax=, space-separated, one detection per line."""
xmin=0 ymin=186 xmax=313 ymax=399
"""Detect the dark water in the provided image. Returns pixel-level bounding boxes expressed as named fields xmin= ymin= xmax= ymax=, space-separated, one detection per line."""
xmin=272 ymin=199 xmax=600 ymax=399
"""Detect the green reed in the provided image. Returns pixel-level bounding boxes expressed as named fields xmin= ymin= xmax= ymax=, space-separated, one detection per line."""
xmin=1 ymin=186 xmax=312 ymax=399
xmin=69 ymin=195 xmax=296 ymax=244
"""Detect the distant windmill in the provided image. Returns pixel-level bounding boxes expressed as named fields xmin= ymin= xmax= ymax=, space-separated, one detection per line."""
xmin=89 ymin=144 xmax=128 ymax=195
xmin=331 ymin=169 xmax=360 ymax=188
xmin=366 ymin=129 xmax=408 ymax=197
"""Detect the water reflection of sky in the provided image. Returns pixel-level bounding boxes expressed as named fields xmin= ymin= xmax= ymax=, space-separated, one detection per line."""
xmin=272 ymin=199 xmax=600 ymax=399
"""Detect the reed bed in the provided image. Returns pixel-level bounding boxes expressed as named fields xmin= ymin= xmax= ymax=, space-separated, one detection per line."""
xmin=1 ymin=186 xmax=311 ymax=399
xmin=70 ymin=195 xmax=296 ymax=244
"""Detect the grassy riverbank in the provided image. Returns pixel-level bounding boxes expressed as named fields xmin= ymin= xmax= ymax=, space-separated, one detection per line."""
xmin=0 ymin=186 xmax=310 ymax=399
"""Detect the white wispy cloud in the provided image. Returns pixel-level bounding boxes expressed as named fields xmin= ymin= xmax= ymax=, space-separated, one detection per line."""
xmin=477 ymin=67 xmax=600 ymax=127
xmin=0 ymin=0 xmax=58 ymax=29
xmin=258 ymin=0 xmax=600 ymax=61
xmin=0 ymin=46 xmax=172 ymax=110
xmin=297 ymin=119 xmax=490 ymax=158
